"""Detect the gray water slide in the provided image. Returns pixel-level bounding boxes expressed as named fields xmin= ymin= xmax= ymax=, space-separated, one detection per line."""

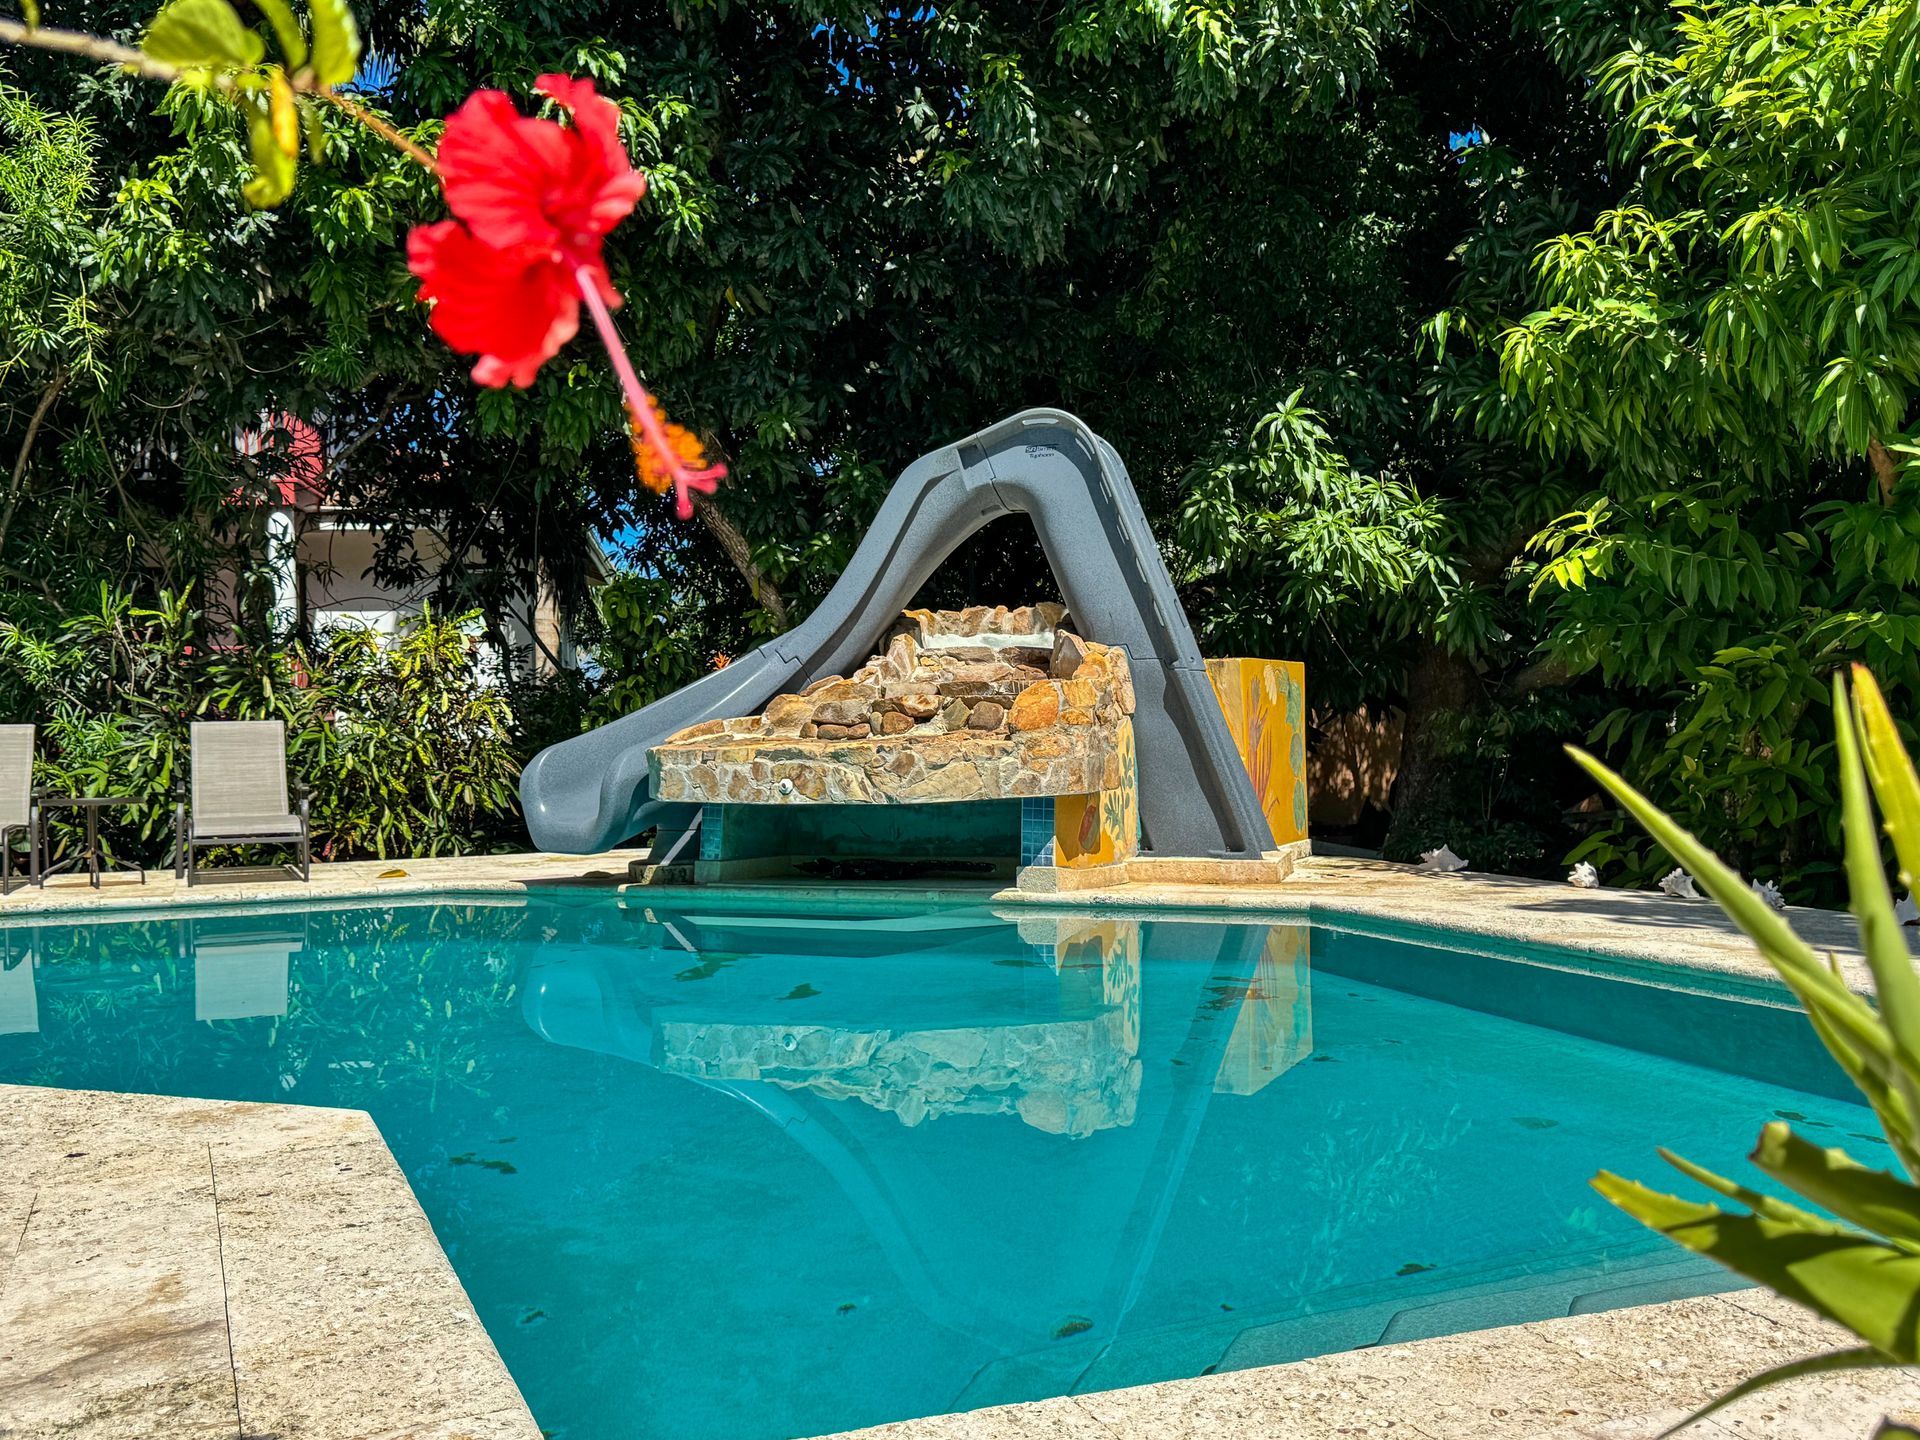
xmin=520 ymin=408 xmax=1275 ymax=859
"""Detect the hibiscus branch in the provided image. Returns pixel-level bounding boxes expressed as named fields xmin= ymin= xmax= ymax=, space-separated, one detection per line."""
xmin=0 ymin=21 xmax=438 ymax=173
xmin=318 ymin=90 xmax=438 ymax=174
xmin=0 ymin=21 xmax=179 ymax=82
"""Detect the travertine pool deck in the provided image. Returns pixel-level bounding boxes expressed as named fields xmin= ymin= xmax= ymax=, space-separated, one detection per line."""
xmin=0 ymin=1085 xmax=534 ymax=1440
xmin=4 ymin=848 xmax=1919 ymax=1438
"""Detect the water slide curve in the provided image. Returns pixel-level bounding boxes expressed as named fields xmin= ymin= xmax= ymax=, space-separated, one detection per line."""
xmin=520 ymin=408 xmax=1275 ymax=859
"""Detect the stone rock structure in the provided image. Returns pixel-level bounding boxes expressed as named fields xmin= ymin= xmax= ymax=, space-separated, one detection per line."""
xmin=658 ymin=912 xmax=1146 ymax=1136
xmin=650 ymin=605 xmax=1137 ymax=807
xmin=660 ymin=1013 xmax=1141 ymax=1137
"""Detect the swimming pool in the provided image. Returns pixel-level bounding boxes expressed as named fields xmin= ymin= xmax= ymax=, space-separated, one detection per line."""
xmin=0 ymin=891 xmax=1882 ymax=1440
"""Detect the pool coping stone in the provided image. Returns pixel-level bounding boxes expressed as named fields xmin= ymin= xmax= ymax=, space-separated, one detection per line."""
xmin=0 ymin=1083 xmax=537 ymax=1440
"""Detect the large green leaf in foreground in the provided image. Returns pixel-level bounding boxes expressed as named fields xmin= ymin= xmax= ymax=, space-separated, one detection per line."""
xmin=1570 ymin=666 xmax=1920 ymax=1432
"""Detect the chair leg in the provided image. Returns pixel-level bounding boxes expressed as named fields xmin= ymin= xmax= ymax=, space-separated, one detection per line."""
xmin=185 ymin=841 xmax=196 ymax=888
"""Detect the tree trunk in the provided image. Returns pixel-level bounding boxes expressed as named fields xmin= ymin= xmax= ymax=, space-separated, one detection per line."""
xmin=0 ymin=370 xmax=65 ymax=564
xmin=692 ymin=492 xmax=790 ymax=630
xmin=1381 ymin=640 xmax=1484 ymax=862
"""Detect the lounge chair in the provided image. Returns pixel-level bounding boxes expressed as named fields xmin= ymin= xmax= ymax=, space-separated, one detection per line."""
xmin=0 ymin=725 xmax=38 ymax=892
xmin=174 ymin=720 xmax=311 ymax=886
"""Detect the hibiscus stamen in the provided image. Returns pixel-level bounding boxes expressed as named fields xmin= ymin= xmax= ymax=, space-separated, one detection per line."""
xmin=574 ymin=267 xmax=725 ymax=520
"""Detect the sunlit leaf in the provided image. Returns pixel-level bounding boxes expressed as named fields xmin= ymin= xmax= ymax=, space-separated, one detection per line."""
xmin=242 ymin=95 xmax=298 ymax=207
xmin=267 ymin=67 xmax=299 ymax=156
xmin=1830 ymin=672 xmax=1920 ymax=1148
xmin=1855 ymin=665 xmax=1920 ymax=895
xmin=250 ymin=0 xmax=308 ymax=68
xmin=308 ymin=0 xmax=360 ymax=86
xmin=1750 ymin=1122 xmax=1920 ymax=1249
xmin=1593 ymin=1170 xmax=1920 ymax=1361
xmin=143 ymin=0 xmax=265 ymax=71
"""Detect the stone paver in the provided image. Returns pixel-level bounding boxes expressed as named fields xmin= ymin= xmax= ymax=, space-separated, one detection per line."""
xmin=0 ymin=1087 xmax=535 ymax=1440
xmin=0 ymin=848 xmax=646 ymax=921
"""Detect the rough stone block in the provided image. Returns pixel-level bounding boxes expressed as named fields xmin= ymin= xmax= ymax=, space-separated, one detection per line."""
xmin=1051 ymin=632 xmax=1089 ymax=679
xmin=967 ymin=700 xmax=1006 ymax=731
xmin=1009 ymin=682 xmax=1061 ymax=731
xmin=894 ymin=691 xmax=941 ymax=721
xmin=762 ymin=694 xmax=814 ymax=734
xmin=811 ymin=699 xmax=871 ymax=727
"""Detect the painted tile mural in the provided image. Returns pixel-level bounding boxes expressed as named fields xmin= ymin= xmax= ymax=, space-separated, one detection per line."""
xmin=1205 ymin=658 xmax=1308 ymax=845
xmin=1052 ymin=718 xmax=1139 ymax=869
xmin=1214 ymin=924 xmax=1312 ymax=1096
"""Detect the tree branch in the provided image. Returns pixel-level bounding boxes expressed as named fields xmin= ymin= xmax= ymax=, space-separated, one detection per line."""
xmin=0 ymin=22 xmax=438 ymax=172
xmin=1871 ymin=437 xmax=1900 ymax=505
xmin=0 ymin=20 xmax=179 ymax=81
xmin=0 ymin=369 xmax=66 ymax=563
xmin=317 ymin=90 xmax=438 ymax=173
xmin=1503 ymin=651 xmax=1574 ymax=696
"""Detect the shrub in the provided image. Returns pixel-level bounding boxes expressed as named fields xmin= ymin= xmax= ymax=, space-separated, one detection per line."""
xmin=0 ymin=588 xmax=523 ymax=867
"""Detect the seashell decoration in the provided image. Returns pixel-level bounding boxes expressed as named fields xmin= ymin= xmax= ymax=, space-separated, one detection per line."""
xmin=1658 ymin=868 xmax=1699 ymax=899
xmin=1418 ymin=845 xmax=1468 ymax=873
xmin=1749 ymin=878 xmax=1786 ymax=912
xmin=1897 ymin=894 xmax=1920 ymax=926
xmin=1567 ymin=861 xmax=1600 ymax=889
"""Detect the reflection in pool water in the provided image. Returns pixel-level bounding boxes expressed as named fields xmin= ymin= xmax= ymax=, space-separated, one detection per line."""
xmin=0 ymin=894 xmax=1884 ymax=1440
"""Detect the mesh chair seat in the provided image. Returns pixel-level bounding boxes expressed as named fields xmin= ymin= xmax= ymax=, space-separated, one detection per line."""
xmin=0 ymin=726 xmax=34 ymax=888
xmin=0 ymin=727 xmax=29 ymax=835
xmin=177 ymin=721 xmax=310 ymax=885
xmin=190 ymin=813 xmax=305 ymax=841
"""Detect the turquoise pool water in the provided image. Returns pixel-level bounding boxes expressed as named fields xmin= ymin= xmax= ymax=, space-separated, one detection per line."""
xmin=0 ymin=891 xmax=1887 ymax=1439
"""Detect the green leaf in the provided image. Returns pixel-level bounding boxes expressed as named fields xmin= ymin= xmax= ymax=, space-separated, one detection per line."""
xmin=301 ymin=97 xmax=327 ymax=161
xmin=143 ymin=0 xmax=265 ymax=71
xmin=1565 ymin=748 xmax=1893 ymax=1077
xmin=250 ymin=0 xmax=308 ymax=68
xmin=1875 ymin=1421 xmax=1920 ymax=1438
xmin=1831 ymin=671 xmax=1920 ymax=1148
xmin=20 ymin=0 xmax=38 ymax=28
xmin=1751 ymin=1121 xmax=1920 ymax=1248
xmin=242 ymin=93 xmax=298 ymax=208
xmin=1855 ymin=665 xmax=1920 ymax=895
xmin=307 ymin=0 xmax=360 ymax=86
xmin=1594 ymin=1169 xmax=1920 ymax=1360
xmin=1656 ymin=1348 xmax=1905 ymax=1437
xmin=1659 ymin=1143 xmax=1845 ymax=1232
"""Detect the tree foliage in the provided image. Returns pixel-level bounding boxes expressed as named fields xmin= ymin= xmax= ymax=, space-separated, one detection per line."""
xmin=1493 ymin=0 xmax=1920 ymax=895
xmin=20 ymin=0 xmax=1918 ymax=894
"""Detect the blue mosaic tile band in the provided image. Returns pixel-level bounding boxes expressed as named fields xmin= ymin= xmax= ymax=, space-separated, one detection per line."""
xmin=699 ymin=806 xmax=725 ymax=862
xmin=1019 ymin=796 xmax=1055 ymax=868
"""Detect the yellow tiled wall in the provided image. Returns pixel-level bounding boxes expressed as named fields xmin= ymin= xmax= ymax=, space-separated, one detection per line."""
xmin=1205 ymin=658 xmax=1309 ymax=846
xmin=1052 ymin=718 xmax=1139 ymax=869
xmin=1215 ymin=924 xmax=1312 ymax=1095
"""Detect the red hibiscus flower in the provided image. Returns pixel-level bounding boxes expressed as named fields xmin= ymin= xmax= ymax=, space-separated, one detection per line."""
xmin=407 ymin=74 xmax=724 ymax=519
